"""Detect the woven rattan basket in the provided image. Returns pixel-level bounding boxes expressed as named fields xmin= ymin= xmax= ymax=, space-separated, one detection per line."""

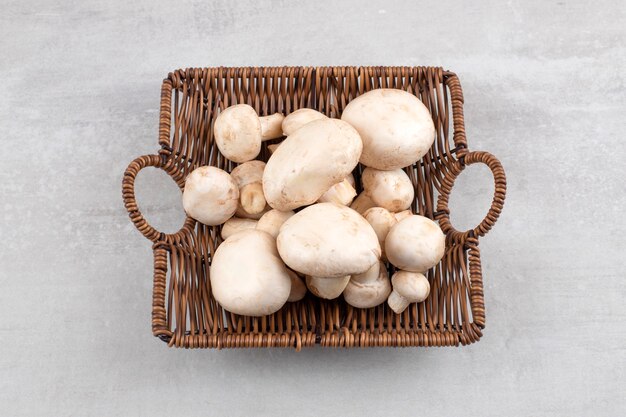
xmin=123 ymin=66 xmax=506 ymax=349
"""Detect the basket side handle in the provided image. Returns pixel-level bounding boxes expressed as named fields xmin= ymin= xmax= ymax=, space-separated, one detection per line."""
xmin=436 ymin=151 xmax=506 ymax=241
xmin=122 ymin=154 xmax=195 ymax=242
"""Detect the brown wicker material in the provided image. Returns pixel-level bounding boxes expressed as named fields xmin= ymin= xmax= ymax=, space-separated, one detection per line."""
xmin=122 ymin=66 xmax=506 ymax=349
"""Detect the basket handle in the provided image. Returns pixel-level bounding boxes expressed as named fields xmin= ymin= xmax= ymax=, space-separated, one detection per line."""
xmin=122 ymin=154 xmax=195 ymax=242
xmin=436 ymin=151 xmax=506 ymax=241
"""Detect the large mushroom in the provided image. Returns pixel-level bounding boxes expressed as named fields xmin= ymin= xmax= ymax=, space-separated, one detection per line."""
xmin=210 ymin=229 xmax=291 ymax=316
xmin=277 ymin=203 xmax=380 ymax=277
xmin=385 ymin=215 xmax=445 ymax=272
xmin=263 ymin=119 xmax=363 ymax=211
xmin=182 ymin=166 xmax=239 ymax=226
xmin=230 ymin=161 xmax=270 ymax=219
xmin=341 ymin=88 xmax=435 ymax=170
xmin=343 ymin=261 xmax=391 ymax=308
xmin=214 ymin=104 xmax=284 ymax=163
xmin=387 ymin=271 xmax=430 ymax=314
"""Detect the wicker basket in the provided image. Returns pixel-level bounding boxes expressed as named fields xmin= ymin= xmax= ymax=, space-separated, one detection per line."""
xmin=122 ymin=66 xmax=506 ymax=349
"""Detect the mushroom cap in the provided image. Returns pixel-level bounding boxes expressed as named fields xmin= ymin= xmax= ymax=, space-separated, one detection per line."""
xmin=182 ymin=166 xmax=239 ymax=226
xmin=391 ymin=271 xmax=430 ymax=303
xmin=281 ymin=108 xmax=328 ymax=136
xmin=220 ymin=217 xmax=258 ymax=240
xmin=256 ymin=209 xmax=295 ymax=239
xmin=362 ymin=207 xmax=398 ymax=259
xmin=341 ymin=88 xmax=435 ymax=170
xmin=361 ymin=167 xmax=414 ymax=212
xmin=230 ymin=160 xmax=265 ymax=187
xmin=306 ymin=275 xmax=351 ymax=300
xmin=344 ymin=261 xmax=391 ymax=308
xmin=287 ymin=270 xmax=307 ymax=302
xmin=214 ymin=104 xmax=262 ymax=163
xmin=385 ymin=215 xmax=445 ymax=272
xmin=263 ymin=119 xmax=363 ymax=211
xmin=277 ymin=203 xmax=381 ymax=278
xmin=210 ymin=229 xmax=291 ymax=316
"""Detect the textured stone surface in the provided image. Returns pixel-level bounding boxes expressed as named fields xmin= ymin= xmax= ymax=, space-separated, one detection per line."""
xmin=1 ymin=1 xmax=624 ymax=416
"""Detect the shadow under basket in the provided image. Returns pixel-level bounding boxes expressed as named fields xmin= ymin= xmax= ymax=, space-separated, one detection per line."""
xmin=122 ymin=66 xmax=506 ymax=350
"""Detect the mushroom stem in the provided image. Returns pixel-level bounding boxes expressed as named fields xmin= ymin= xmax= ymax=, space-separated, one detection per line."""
xmin=350 ymin=193 xmax=376 ymax=214
xmin=260 ymin=113 xmax=285 ymax=141
xmin=306 ymin=276 xmax=350 ymax=300
xmin=387 ymin=290 xmax=410 ymax=314
xmin=318 ymin=179 xmax=357 ymax=206
xmin=240 ymin=182 xmax=266 ymax=214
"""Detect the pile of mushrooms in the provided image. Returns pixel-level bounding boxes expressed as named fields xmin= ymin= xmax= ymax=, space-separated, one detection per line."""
xmin=181 ymin=89 xmax=446 ymax=317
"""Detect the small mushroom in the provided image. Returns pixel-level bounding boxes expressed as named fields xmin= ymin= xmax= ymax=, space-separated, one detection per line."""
xmin=281 ymin=108 xmax=328 ymax=136
xmin=387 ymin=271 xmax=430 ymax=314
xmin=221 ymin=217 xmax=258 ymax=240
xmin=359 ymin=167 xmax=414 ymax=212
xmin=317 ymin=178 xmax=357 ymax=206
xmin=393 ymin=210 xmax=413 ymax=222
xmin=343 ymin=261 xmax=391 ymax=308
xmin=350 ymin=193 xmax=376 ymax=214
xmin=182 ymin=166 xmax=239 ymax=226
xmin=385 ymin=215 xmax=445 ymax=272
xmin=230 ymin=161 xmax=270 ymax=218
xmin=277 ymin=203 xmax=380 ymax=277
xmin=362 ymin=207 xmax=398 ymax=260
xmin=210 ymin=229 xmax=291 ymax=316
xmin=287 ymin=269 xmax=307 ymax=302
xmin=256 ymin=209 xmax=295 ymax=239
xmin=306 ymin=275 xmax=351 ymax=300
xmin=341 ymin=88 xmax=435 ymax=170
xmin=263 ymin=119 xmax=363 ymax=211
xmin=214 ymin=104 xmax=284 ymax=163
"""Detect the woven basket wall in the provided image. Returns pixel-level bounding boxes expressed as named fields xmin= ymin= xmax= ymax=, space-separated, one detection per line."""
xmin=123 ymin=66 xmax=506 ymax=349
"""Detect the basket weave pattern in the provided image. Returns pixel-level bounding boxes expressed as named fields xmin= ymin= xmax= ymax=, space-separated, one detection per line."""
xmin=123 ymin=66 xmax=506 ymax=349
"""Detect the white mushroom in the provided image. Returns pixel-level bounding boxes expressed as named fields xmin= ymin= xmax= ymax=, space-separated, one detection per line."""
xmin=385 ymin=215 xmax=445 ymax=272
xmin=350 ymin=193 xmax=376 ymax=214
xmin=306 ymin=275 xmax=351 ymax=300
xmin=387 ymin=271 xmax=430 ymax=314
xmin=230 ymin=161 xmax=270 ymax=219
xmin=182 ymin=166 xmax=239 ymax=226
xmin=263 ymin=119 xmax=363 ymax=211
xmin=362 ymin=207 xmax=398 ymax=260
xmin=394 ymin=209 xmax=413 ymax=222
xmin=281 ymin=108 xmax=328 ymax=136
xmin=359 ymin=167 xmax=414 ymax=212
xmin=343 ymin=261 xmax=391 ymax=308
xmin=341 ymin=88 xmax=435 ymax=170
xmin=317 ymin=178 xmax=357 ymax=206
xmin=210 ymin=229 xmax=291 ymax=316
xmin=287 ymin=269 xmax=307 ymax=302
xmin=221 ymin=217 xmax=258 ymax=240
xmin=256 ymin=209 xmax=295 ymax=239
xmin=214 ymin=104 xmax=284 ymax=163
xmin=277 ymin=203 xmax=380 ymax=277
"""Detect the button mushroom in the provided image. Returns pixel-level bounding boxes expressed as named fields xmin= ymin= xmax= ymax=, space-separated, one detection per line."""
xmin=387 ymin=271 xmax=430 ymax=314
xmin=281 ymin=108 xmax=328 ymax=136
xmin=343 ymin=261 xmax=391 ymax=309
xmin=362 ymin=207 xmax=398 ymax=260
xmin=214 ymin=104 xmax=284 ymax=163
xmin=385 ymin=215 xmax=446 ymax=272
xmin=357 ymin=167 xmax=415 ymax=212
xmin=263 ymin=119 xmax=363 ymax=211
xmin=287 ymin=269 xmax=307 ymax=302
xmin=256 ymin=209 xmax=295 ymax=239
xmin=277 ymin=203 xmax=380 ymax=277
xmin=182 ymin=166 xmax=239 ymax=226
xmin=210 ymin=229 xmax=291 ymax=316
xmin=341 ymin=88 xmax=435 ymax=170
xmin=230 ymin=161 xmax=270 ymax=219
xmin=220 ymin=217 xmax=258 ymax=240
xmin=306 ymin=275 xmax=351 ymax=300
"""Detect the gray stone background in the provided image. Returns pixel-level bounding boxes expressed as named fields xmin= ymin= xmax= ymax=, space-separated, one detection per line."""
xmin=2 ymin=0 xmax=624 ymax=416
